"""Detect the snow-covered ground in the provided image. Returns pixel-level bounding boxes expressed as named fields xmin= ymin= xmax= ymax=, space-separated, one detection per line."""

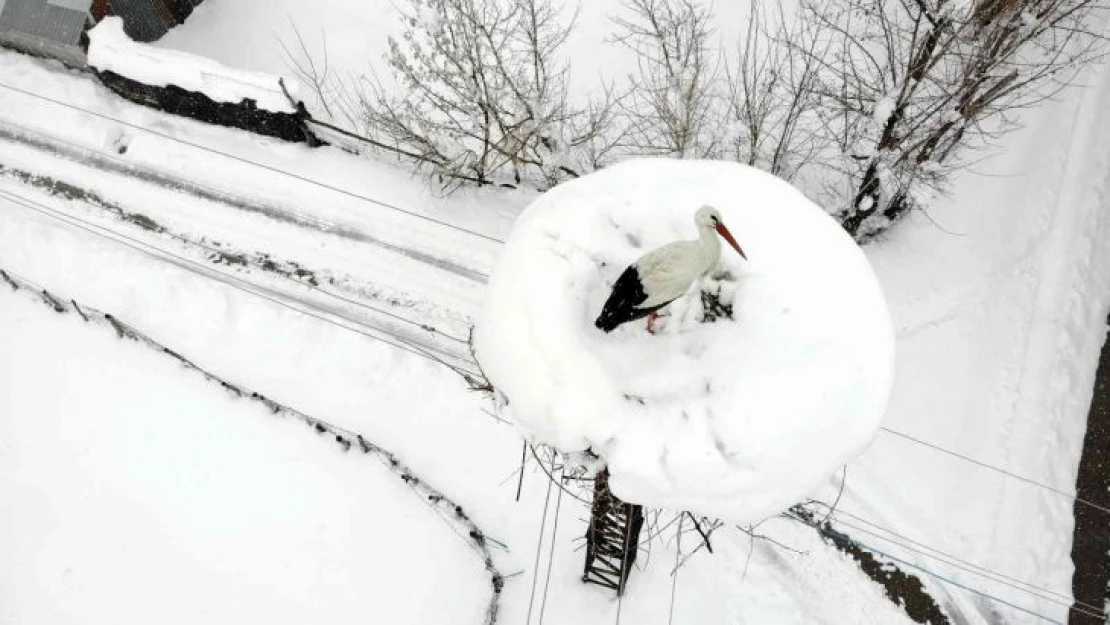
xmin=0 ymin=288 xmax=488 ymax=625
xmin=0 ymin=136 xmax=914 ymax=624
xmin=839 ymin=60 xmax=1110 ymax=622
xmin=1 ymin=0 xmax=1109 ymax=621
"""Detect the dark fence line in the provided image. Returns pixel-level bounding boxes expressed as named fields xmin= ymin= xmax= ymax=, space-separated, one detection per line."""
xmin=94 ymin=69 xmax=324 ymax=145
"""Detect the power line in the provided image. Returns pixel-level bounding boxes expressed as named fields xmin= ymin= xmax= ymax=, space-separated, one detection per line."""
xmin=0 ymin=114 xmax=491 ymax=284
xmin=525 ymin=456 xmax=556 ymax=625
xmin=836 ymin=516 xmax=1107 ymax=620
xmin=879 ymin=426 xmax=1110 ymax=515
xmin=0 ymin=116 xmax=472 ymax=344
xmin=1 ymin=179 xmax=516 ymax=435
xmin=4 ymin=77 xmax=1104 ymax=617
xmin=0 ymin=79 xmax=507 ymax=245
xmin=782 ymin=511 xmax=1069 ymax=624
xmin=2 ymin=181 xmax=467 ymax=367
xmin=806 ymin=501 xmax=1104 ymax=615
xmin=0 ymin=188 xmax=481 ymax=380
xmin=293 ymin=277 xmax=469 ymax=345
xmin=537 ymin=464 xmax=565 ymax=625
xmin=0 ymin=187 xmax=477 ymax=376
xmin=804 ymin=502 xmax=1107 ymax=620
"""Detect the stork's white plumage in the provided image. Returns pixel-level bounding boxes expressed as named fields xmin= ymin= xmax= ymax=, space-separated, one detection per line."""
xmin=595 ymin=206 xmax=747 ymax=333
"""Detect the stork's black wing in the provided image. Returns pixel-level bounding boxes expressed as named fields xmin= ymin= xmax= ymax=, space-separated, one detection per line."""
xmin=595 ymin=265 xmax=669 ymax=332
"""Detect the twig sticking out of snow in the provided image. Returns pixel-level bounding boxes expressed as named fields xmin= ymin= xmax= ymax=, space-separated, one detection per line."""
xmin=685 ymin=513 xmax=717 ymax=554
xmin=820 ymin=465 xmax=848 ymax=524
xmin=0 ymin=267 xmax=508 ymax=625
xmin=466 ymin=326 xmax=499 ymax=393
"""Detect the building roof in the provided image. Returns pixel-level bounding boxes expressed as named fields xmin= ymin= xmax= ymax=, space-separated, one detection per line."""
xmin=0 ymin=0 xmax=91 ymax=46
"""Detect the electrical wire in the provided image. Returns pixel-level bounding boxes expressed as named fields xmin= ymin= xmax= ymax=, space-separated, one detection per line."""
xmin=805 ymin=503 xmax=1107 ymax=620
xmin=807 ymin=500 xmax=1105 ymax=614
xmin=0 ymin=79 xmax=507 ymax=245
xmin=879 ymin=426 xmax=1110 ymax=515
xmin=537 ymin=464 xmax=565 ymax=625
xmin=0 ymin=115 xmax=474 ymax=344
xmin=525 ymin=456 xmax=557 ymax=625
xmin=0 ymin=114 xmax=491 ymax=285
xmin=783 ymin=511 xmax=1070 ymax=624
xmin=0 ymin=188 xmax=481 ymax=380
xmin=3 ymin=77 xmax=1106 ymax=623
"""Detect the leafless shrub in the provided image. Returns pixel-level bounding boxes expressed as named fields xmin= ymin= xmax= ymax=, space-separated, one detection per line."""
xmin=350 ymin=0 xmax=616 ymax=190
xmin=278 ymin=22 xmax=369 ymax=134
xmin=611 ymin=0 xmax=721 ymax=158
xmin=278 ymin=22 xmax=334 ymax=117
xmin=793 ymin=0 xmax=1108 ymax=239
xmin=722 ymin=1 xmax=828 ymax=181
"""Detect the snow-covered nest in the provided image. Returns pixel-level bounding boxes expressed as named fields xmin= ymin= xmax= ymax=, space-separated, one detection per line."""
xmin=87 ymin=17 xmax=302 ymax=114
xmin=476 ymin=159 xmax=895 ymax=524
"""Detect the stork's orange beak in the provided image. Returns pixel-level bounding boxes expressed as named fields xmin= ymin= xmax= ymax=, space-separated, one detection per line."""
xmin=716 ymin=222 xmax=747 ymax=260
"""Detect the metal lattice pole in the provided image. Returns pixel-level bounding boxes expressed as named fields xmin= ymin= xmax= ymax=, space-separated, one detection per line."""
xmin=582 ymin=468 xmax=643 ymax=595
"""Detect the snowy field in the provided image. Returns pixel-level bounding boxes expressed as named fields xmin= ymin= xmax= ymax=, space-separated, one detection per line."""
xmin=0 ymin=289 xmax=488 ymax=625
xmin=1 ymin=0 xmax=1109 ymax=622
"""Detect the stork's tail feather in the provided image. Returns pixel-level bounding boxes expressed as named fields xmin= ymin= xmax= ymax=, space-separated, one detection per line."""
xmin=596 ymin=265 xmax=654 ymax=333
xmin=595 ymin=311 xmax=622 ymax=333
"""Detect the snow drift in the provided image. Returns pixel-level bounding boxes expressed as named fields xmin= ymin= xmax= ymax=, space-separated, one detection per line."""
xmin=476 ymin=159 xmax=895 ymax=524
xmin=87 ymin=17 xmax=301 ymax=114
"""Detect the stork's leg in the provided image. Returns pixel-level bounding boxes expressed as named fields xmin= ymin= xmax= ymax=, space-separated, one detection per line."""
xmin=646 ymin=311 xmax=659 ymax=334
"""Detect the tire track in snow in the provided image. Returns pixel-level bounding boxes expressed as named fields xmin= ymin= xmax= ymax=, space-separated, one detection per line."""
xmin=991 ymin=64 xmax=1110 ymax=625
xmin=0 ymin=119 xmax=490 ymax=284
xmin=0 ymin=170 xmax=480 ymax=374
xmin=0 ymin=267 xmax=505 ymax=625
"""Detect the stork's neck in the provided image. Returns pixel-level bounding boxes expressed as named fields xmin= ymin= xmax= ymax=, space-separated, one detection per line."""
xmin=696 ymin=225 xmax=721 ymax=274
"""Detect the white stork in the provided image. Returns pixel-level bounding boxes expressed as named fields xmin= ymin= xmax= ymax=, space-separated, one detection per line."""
xmin=595 ymin=205 xmax=747 ymax=333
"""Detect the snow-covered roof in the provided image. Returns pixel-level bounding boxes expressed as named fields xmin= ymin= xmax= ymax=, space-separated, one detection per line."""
xmin=87 ymin=17 xmax=303 ymax=114
xmin=476 ymin=159 xmax=895 ymax=525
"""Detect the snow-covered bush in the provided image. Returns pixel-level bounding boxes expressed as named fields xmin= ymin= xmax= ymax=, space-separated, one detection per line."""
xmin=611 ymin=0 xmax=1107 ymax=241
xmin=610 ymin=0 xmax=720 ymax=158
xmin=351 ymin=0 xmax=615 ymax=189
xmin=280 ymin=0 xmax=1105 ymax=241
xmin=793 ymin=0 xmax=1108 ymax=239
xmin=721 ymin=1 xmax=828 ymax=182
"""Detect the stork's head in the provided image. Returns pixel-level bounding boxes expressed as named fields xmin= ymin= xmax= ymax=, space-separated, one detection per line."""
xmin=695 ymin=205 xmax=747 ymax=260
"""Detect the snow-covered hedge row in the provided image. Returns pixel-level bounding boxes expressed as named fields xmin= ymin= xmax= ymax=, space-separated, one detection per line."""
xmin=87 ymin=17 xmax=318 ymax=144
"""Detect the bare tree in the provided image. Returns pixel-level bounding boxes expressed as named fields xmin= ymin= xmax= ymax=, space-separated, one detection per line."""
xmin=794 ymin=0 xmax=1108 ymax=239
xmin=278 ymin=22 xmax=376 ymax=136
xmin=349 ymin=0 xmax=615 ymax=190
xmin=278 ymin=22 xmax=334 ymax=118
xmin=612 ymin=0 xmax=720 ymax=158
xmin=722 ymin=1 xmax=827 ymax=181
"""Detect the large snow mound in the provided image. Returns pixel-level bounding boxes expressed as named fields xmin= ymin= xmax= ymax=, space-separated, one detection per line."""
xmin=87 ymin=17 xmax=301 ymax=113
xmin=476 ymin=159 xmax=895 ymax=524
